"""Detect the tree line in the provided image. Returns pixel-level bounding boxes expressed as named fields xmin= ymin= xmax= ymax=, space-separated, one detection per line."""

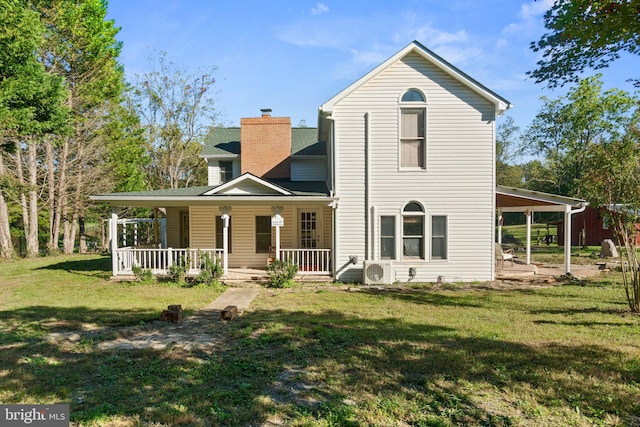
xmin=0 ymin=0 xmax=216 ymax=259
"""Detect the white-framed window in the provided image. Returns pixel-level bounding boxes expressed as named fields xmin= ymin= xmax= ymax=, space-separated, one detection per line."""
xmin=219 ymin=161 xmax=233 ymax=183
xmin=380 ymin=216 xmax=396 ymax=259
xmin=255 ymin=216 xmax=271 ymax=253
xmin=399 ymin=89 xmax=426 ymax=169
xmin=402 ymin=202 xmax=425 ymax=259
xmin=431 ymin=215 xmax=447 ymax=260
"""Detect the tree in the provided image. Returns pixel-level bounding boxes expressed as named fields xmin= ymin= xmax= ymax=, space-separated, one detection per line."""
xmin=131 ymin=52 xmax=217 ymax=190
xmin=0 ymin=0 xmax=69 ymax=258
xmin=529 ymin=0 xmax=640 ymax=88
xmin=582 ymin=127 xmax=640 ymax=312
xmin=496 ymin=116 xmax=524 ymax=187
xmin=521 ymin=75 xmax=638 ymax=196
xmin=35 ymin=0 xmax=125 ymax=254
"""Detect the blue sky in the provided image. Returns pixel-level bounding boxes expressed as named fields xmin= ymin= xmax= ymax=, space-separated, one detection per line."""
xmin=106 ymin=0 xmax=637 ymax=136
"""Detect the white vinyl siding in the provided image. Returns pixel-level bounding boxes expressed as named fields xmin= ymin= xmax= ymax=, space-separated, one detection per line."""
xmin=332 ymin=52 xmax=495 ymax=282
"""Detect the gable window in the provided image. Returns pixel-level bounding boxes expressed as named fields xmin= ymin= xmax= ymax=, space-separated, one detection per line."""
xmin=402 ymin=202 xmax=425 ymax=259
xmin=400 ymin=89 xmax=426 ymax=169
xmin=219 ymin=161 xmax=233 ymax=183
xmin=431 ymin=216 xmax=447 ymax=260
xmin=380 ymin=216 xmax=396 ymax=259
xmin=255 ymin=216 xmax=271 ymax=253
xmin=215 ymin=216 xmax=232 ymax=253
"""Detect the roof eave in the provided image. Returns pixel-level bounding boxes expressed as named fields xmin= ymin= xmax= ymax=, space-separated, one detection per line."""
xmin=90 ymin=195 xmax=336 ymax=208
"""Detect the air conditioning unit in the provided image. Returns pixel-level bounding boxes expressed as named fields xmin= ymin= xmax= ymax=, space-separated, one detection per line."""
xmin=363 ymin=260 xmax=393 ymax=285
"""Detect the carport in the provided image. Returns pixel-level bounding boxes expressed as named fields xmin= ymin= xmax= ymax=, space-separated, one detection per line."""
xmin=496 ymin=185 xmax=588 ymax=275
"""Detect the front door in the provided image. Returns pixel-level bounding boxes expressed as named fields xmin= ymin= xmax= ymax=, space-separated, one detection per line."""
xmin=299 ymin=210 xmax=321 ymax=248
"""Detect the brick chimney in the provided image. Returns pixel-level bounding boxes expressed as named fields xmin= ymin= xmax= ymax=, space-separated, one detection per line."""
xmin=240 ymin=109 xmax=291 ymax=179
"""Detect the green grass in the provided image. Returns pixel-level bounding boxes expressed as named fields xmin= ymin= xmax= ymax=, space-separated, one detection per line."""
xmin=1 ymin=255 xmax=640 ymax=426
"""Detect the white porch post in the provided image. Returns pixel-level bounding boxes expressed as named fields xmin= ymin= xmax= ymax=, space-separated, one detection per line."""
xmin=222 ymin=213 xmax=229 ymax=277
xmin=564 ymin=205 xmax=572 ymax=274
xmin=525 ymin=210 xmax=532 ymax=265
xmin=110 ymin=210 xmax=118 ymax=276
xmin=497 ymin=208 xmax=503 ymax=244
xmin=272 ymin=206 xmax=283 ymax=261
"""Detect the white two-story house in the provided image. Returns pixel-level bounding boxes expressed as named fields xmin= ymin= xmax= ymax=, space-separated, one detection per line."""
xmin=93 ymin=40 xmax=522 ymax=283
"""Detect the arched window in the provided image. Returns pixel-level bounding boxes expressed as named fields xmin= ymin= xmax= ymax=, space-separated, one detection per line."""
xmin=402 ymin=201 xmax=425 ymax=259
xmin=401 ymin=89 xmax=425 ymax=102
xmin=399 ymin=89 xmax=426 ymax=169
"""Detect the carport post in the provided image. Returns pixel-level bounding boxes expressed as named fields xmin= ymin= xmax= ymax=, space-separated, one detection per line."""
xmin=110 ymin=210 xmax=118 ymax=276
xmin=525 ymin=210 xmax=532 ymax=265
xmin=497 ymin=208 xmax=503 ymax=245
xmin=564 ymin=205 xmax=571 ymax=274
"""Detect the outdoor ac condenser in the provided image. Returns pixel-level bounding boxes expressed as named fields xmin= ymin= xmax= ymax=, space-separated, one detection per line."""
xmin=362 ymin=260 xmax=393 ymax=285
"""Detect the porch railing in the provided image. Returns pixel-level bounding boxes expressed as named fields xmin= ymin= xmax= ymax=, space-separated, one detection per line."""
xmin=115 ymin=247 xmax=223 ymax=275
xmin=280 ymin=248 xmax=332 ymax=275
xmin=113 ymin=247 xmax=331 ymax=276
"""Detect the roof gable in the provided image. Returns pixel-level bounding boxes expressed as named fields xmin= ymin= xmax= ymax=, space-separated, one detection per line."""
xmin=320 ymin=40 xmax=511 ymax=114
xmin=202 ymin=173 xmax=292 ymax=196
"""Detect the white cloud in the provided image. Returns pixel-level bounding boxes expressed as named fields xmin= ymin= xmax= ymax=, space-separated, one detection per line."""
xmin=311 ymin=2 xmax=329 ymax=15
xmin=503 ymin=0 xmax=553 ymax=35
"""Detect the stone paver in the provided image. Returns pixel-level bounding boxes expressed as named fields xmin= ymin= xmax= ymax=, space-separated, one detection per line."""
xmin=47 ymin=287 xmax=261 ymax=351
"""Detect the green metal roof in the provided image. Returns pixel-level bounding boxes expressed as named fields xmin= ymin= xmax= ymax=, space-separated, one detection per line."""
xmin=202 ymin=128 xmax=241 ymax=156
xmin=202 ymin=126 xmax=324 ymax=157
xmin=94 ymin=181 xmax=329 ymax=199
xmin=291 ymin=128 xmax=325 ymax=155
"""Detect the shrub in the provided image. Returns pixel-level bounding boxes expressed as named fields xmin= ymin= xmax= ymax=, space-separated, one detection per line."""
xmin=266 ymin=260 xmax=298 ymax=288
xmin=132 ymin=264 xmax=154 ymax=284
xmin=168 ymin=255 xmax=188 ymax=284
xmin=194 ymin=251 xmax=223 ymax=287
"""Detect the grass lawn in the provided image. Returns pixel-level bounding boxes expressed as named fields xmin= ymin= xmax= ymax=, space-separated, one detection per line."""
xmin=1 ymin=255 xmax=640 ymax=426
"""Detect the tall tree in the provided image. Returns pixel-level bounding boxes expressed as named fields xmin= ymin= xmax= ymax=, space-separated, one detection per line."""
xmin=496 ymin=116 xmax=524 ymax=187
xmin=0 ymin=0 xmax=69 ymax=258
xmin=582 ymin=127 xmax=640 ymax=312
xmin=522 ymin=75 xmax=638 ymax=196
xmin=131 ymin=52 xmax=216 ymax=190
xmin=36 ymin=0 xmax=125 ymax=254
xmin=529 ymin=0 xmax=640 ymax=88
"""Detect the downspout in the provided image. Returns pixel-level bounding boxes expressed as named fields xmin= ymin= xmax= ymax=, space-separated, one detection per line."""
xmin=564 ymin=202 xmax=588 ymax=275
xmin=364 ymin=112 xmax=370 ymax=261
xmin=325 ymin=114 xmax=338 ymax=278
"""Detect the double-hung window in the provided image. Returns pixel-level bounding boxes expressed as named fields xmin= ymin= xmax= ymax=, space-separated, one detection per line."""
xmin=431 ymin=216 xmax=447 ymax=260
xmin=400 ymin=89 xmax=426 ymax=169
xmin=219 ymin=161 xmax=233 ymax=184
xmin=380 ymin=216 xmax=396 ymax=259
xmin=255 ymin=216 xmax=271 ymax=253
xmin=402 ymin=202 xmax=425 ymax=259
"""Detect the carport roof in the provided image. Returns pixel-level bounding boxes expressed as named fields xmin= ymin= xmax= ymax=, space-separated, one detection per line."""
xmin=496 ymin=185 xmax=586 ymax=212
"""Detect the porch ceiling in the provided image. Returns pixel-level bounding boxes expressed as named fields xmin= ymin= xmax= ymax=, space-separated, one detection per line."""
xmin=496 ymin=185 xmax=586 ymax=212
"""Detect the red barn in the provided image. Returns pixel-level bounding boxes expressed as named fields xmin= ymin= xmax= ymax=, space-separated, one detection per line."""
xmin=556 ymin=206 xmax=640 ymax=246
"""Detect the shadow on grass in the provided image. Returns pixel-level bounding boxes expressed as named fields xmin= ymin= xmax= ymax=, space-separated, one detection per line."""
xmin=0 ymin=305 xmax=160 ymax=336
xmin=37 ymin=256 xmax=112 ymax=279
xmin=1 ymin=299 xmax=639 ymax=426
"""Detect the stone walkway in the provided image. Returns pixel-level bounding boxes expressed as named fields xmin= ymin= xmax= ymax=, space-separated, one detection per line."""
xmin=47 ymin=287 xmax=260 ymax=352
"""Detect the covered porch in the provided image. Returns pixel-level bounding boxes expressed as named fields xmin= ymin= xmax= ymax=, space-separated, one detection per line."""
xmin=496 ymin=185 xmax=588 ymax=275
xmin=92 ymin=174 xmax=336 ymax=278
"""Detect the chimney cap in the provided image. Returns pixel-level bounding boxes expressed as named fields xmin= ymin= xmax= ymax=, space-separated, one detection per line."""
xmin=260 ymin=108 xmax=272 ymax=114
